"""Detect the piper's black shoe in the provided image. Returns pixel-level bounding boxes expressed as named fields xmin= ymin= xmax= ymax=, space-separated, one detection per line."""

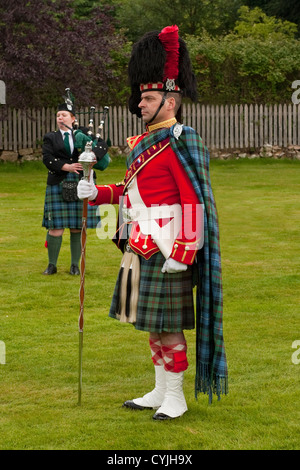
xmin=43 ymin=263 xmax=57 ymax=275
xmin=70 ymin=264 xmax=80 ymax=275
xmin=122 ymin=400 xmax=153 ymax=411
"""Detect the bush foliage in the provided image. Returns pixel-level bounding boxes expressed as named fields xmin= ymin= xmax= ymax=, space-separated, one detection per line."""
xmin=0 ymin=2 xmax=299 ymax=108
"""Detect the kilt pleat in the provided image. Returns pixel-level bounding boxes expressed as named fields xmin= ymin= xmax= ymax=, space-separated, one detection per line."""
xmin=42 ymin=173 xmax=100 ymax=230
xmin=109 ymin=251 xmax=195 ymax=333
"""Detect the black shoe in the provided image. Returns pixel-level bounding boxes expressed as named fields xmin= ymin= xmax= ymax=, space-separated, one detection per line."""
xmin=152 ymin=412 xmax=173 ymax=420
xmin=70 ymin=264 xmax=80 ymax=275
xmin=122 ymin=400 xmax=153 ymax=411
xmin=43 ymin=263 xmax=57 ymax=275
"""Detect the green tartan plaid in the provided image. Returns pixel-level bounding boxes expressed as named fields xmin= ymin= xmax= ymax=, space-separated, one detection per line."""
xmin=42 ymin=173 xmax=100 ymax=230
xmin=109 ymin=251 xmax=195 ymax=333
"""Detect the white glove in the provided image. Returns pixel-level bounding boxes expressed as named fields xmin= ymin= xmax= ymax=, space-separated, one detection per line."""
xmin=161 ymin=257 xmax=188 ymax=274
xmin=77 ymin=172 xmax=98 ymax=201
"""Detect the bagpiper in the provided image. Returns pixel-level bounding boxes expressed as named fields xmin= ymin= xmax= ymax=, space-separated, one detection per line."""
xmin=42 ymin=93 xmax=109 ymax=275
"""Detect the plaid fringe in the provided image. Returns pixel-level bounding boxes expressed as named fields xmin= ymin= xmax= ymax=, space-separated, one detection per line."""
xmin=196 ymin=363 xmax=229 ymax=403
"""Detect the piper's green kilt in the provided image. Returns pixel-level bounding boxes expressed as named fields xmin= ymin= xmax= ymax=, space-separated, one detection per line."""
xmin=109 ymin=251 xmax=195 ymax=333
xmin=42 ymin=173 xmax=100 ymax=230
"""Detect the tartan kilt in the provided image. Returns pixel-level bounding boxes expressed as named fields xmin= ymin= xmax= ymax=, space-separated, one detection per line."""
xmin=42 ymin=173 xmax=100 ymax=230
xmin=109 ymin=251 xmax=195 ymax=333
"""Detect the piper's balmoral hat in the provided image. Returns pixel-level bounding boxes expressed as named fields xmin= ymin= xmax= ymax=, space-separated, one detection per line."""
xmin=58 ymin=89 xmax=76 ymax=115
xmin=58 ymin=102 xmax=75 ymax=115
xmin=128 ymin=25 xmax=197 ymax=117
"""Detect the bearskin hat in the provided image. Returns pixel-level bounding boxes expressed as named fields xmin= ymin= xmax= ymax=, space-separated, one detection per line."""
xmin=128 ymin=25 xmax=198 ymax=117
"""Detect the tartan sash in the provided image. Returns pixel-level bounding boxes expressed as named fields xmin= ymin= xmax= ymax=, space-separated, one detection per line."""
xmin=124 ymin=137 xmax=170 ymax=189
xmin=126 ymin=125 xmax=228 ymax=402
xmin=126 ymin=129 xmax=170 ymax=169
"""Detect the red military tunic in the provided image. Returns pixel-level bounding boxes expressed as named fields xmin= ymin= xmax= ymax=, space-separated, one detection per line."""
xmin=90 ymin=122 xmax=202 ymax=265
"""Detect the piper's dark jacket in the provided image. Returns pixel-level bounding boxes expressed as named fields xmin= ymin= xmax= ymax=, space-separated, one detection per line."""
xmin=42 ymin=130 xmax=81 ymax=185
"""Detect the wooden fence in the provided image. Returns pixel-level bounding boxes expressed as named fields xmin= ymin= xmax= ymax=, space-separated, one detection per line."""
xmin=0 ymin=103 xmax=299 ymax=152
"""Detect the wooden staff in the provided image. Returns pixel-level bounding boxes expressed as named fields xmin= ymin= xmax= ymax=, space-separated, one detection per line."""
xmin=77 ymin=141 xmax=96 ymax=405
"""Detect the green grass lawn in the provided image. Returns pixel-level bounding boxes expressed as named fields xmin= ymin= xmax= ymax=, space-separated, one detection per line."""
xmin=0 ymin=157 xmax=299 ymax=450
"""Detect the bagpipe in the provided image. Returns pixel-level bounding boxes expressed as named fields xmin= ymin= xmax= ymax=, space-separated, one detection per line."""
xmin=63 ymin=87 xmax=110 ymax=170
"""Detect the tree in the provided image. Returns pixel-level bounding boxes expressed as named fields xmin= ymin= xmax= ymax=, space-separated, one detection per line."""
xmin=233 ymin=5 xmax=298 ymax=40
xmin=112 ymin=0 xmax=244 ymax=42
xmin=244 ymin=0 xmax=300 ymax=36
xmin=186 ymin=7 xmax=300 ymax=104
xmin=0 ymin=0 xmax=126 ymax=108
xmin=71 ymin=0 xmax=117 ymax=20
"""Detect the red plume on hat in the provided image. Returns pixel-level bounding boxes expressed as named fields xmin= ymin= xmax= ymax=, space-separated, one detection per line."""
xmin=158 ymin=25 xmax=179 ymax=84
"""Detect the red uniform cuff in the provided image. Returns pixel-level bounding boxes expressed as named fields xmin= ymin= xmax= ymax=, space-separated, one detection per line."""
xmin=170 ymin=239 xmax=201 ymax=265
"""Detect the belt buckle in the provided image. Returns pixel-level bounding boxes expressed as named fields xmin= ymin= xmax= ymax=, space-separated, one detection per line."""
xmin=125 ymin=241 xmax=132 ymax=253
xmin=122 ymin=207 xmax=133 ymax=223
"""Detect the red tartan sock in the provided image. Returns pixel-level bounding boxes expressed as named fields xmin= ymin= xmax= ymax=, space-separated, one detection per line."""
xmin=162 ymin=342 xmax=188 ymax=373
xmin=149 ymin=338 xmax=164 ymax=366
